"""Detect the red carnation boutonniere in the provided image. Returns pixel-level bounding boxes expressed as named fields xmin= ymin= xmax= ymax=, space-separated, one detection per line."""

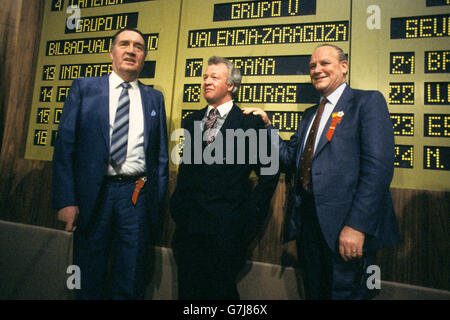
xmin=326 ymin=111 xmax=344 ymax=141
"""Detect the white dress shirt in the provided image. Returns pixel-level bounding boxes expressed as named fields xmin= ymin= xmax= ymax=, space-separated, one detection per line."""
xmin=304 ymin=82 xmax=347 ymax=152
xmin=107 ymin=71 xmax=146 ymax=175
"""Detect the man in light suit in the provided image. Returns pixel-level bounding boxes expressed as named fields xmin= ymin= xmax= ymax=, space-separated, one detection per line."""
xmin=170 ymin=56 xmax=279 ymax=300
xmin=244 ymin=44 xmax=400 ymax=299
xmin=52 ymin=28 xmax=168 ymax=299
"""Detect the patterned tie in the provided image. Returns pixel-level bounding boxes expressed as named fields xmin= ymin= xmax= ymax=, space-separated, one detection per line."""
xmin=300 ymin=97 xmax=327 ymax=189
xmin=204 ymin=108 xmax=218 ymax=144
xmin=110 ymin=82 xmax=131 ymax=166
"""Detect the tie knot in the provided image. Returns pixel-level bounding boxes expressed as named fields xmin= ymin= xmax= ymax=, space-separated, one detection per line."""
xmin=121 ymin=82 xmax=131 ymax=89
xmin=209 ymin=108 xmax=218 ymax=118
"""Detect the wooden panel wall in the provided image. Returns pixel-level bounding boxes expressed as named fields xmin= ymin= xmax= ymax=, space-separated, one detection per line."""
xmin=0 ymin=0 xmax=448 ymax=291
xmin=0 ymin=0 xmax=56 ymax=229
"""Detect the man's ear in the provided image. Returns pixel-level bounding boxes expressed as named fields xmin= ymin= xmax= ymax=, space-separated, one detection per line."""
xmin=341 ymin=60 xmax=349 ymax=77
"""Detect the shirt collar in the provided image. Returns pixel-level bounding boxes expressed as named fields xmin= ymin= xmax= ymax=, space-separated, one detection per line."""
xmin=109 ymin=71 xmax=139 ymax=90
xmin=322 ymin=82 xmax=347 ymax=106
xmin=206 ymin=99 xmax=234 ymax=118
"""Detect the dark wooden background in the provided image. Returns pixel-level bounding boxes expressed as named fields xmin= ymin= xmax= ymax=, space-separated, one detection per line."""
xmin=0 ymin=0 xmax=448 ymax=291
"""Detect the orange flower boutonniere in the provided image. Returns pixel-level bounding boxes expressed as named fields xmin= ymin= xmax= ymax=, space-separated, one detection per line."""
xmin=326 ymin=111 xmax=344 ymax=141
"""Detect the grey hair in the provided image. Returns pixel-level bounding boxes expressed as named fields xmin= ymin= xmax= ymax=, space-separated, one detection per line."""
xmin=207 ymin=56 xmax=242 ymax=97
xmin=315 ymin=44 xmax=348 ymax=62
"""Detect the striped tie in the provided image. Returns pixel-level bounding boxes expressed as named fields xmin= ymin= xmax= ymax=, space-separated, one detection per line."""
xmin=300 ymin=97 xmax=327 ymax=188
xmin=110 ymin=82 xmax=131 ymax=167
xmin=204 ymin=108 xmax=218 ymax=144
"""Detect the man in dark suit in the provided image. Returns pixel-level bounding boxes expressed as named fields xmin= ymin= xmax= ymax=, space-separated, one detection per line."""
xmin=170 ymin=56 xmax=279 ymax=300
xmin=244 ymin=44 xmax=400 ymax=299
xmin=52 ymin=28 xmax=168 ymax=299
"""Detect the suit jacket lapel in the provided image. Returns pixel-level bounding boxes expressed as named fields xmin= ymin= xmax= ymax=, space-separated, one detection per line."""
xmin=220 ymin=104 xmax=242 ymax=132
xmin=138 ymin=81 xmax=152 ymax=151
xmin=193 ymin=106 xmax=208 ymax=123
xmin=314 ymin=86 xmax=354 ymax=158
xmin=98 ymin=75 xmax=110 ymax=149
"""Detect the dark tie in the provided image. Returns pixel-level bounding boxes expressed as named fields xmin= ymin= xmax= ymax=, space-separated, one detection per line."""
xmin=204 ymin=108 xmax=218 ymax=144
xmin=110 ymin=82 xmax=131 ymax=166
xmin=300 ymin=97 xmax=327 ymax=189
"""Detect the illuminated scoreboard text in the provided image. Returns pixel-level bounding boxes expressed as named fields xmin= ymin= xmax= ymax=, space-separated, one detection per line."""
xmin=188 ymin=21 xmax=348 ymax=48
xmin=425 ymin=82 xmax=450 ymax=104
xmin=51 ymin=0 xmax=153 ymax=11
xmin=38 ymin=86 xmax=71 ymax=103
xmin=183 ymin=83 xmax=319 ymax=104
xmin=391 ymin=113 xmax=414 ymax=136
xmin=395 ymin=145 xmax=414 ymax=168
xmin=36 ymin=107 xmax=62 ymax=125
xmin=33 ymin=128 xmax=58 ymax=147
xmin=39 ymin=87 xmax=53 ymax=103
xmin=185 ymin=55 xmax=314 ymax=77
xmin=238 ymin=83 xmax=318 ymax=103
xmin=36 ymin=108 xmax=50 ymax=124
xmin=185 ymin=59 xmax=203 ymax=77
xmin=389 ymin=83 xmax=415 ymax=104
xmin=391 ymin=14 xmax=450 ymax=39
xmin=213 ymin=0 xmax=316 ymax=21
xmin=266 ymin=110 xmax=302 ymax=132
xmin=58 ymin=61 xmax=155 ymax=80
xmin=388 ymin=5 xmax=450 ymax=175
xmin=46 ymin=34 xmax=158 ymax=56
xmin=60 ymin=0 xmax=152 ymax=10
xmin=65 ymin=12 xmax=138 ymax=33
xmin=425 ymin=50 xmax=449 ymax=73
xmin=56 ymin=87 xmax=71 ymax=103
xmin=424 ymin=146 xmax=450 ymax=170
xmin=59 ymin=63 xmax=112 ymax=80
xmin=424 ymin=114 xmax=450 ymax=137
xmin=426 ymin=0 xmax=450 ymax=7
xmin=390 ymin=52 xmax=415 ymax=74
xmin=229 ymin=55 xmax=312 ymax=76
xmin=42 ymin=65 xmax=56 ymax=81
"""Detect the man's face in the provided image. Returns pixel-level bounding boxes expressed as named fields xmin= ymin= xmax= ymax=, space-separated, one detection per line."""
xmin=309 ymin=46 xmax=348 ymax=97
xmin=110 ymin=30 xmax=146 ymax=81
xmin=203 ymin=63 xmax=234 ymax=107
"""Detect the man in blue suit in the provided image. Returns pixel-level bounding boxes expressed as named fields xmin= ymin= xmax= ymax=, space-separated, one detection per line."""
xmin=244 ymin=44 xmax=400 ymax=299
xmin=52 ymin=28 xmax=168 ymax=299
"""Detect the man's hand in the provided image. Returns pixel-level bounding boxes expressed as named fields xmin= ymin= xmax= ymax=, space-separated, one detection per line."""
xmin=242 ymin=108 xmax=271 ymax=127
xmin=338 ymin=225 xmax=365 ymax=261
xmin=57 ymin=206 xmax=79 ymax=232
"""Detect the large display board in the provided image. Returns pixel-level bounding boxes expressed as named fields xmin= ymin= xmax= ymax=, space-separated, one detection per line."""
xmin=350 ymin=0 xmax=449 ymax=190
xmin=25 ymin=0 xmax=450 ymax=191
xmin=24 ymin=0 xmax=181 ymax=159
